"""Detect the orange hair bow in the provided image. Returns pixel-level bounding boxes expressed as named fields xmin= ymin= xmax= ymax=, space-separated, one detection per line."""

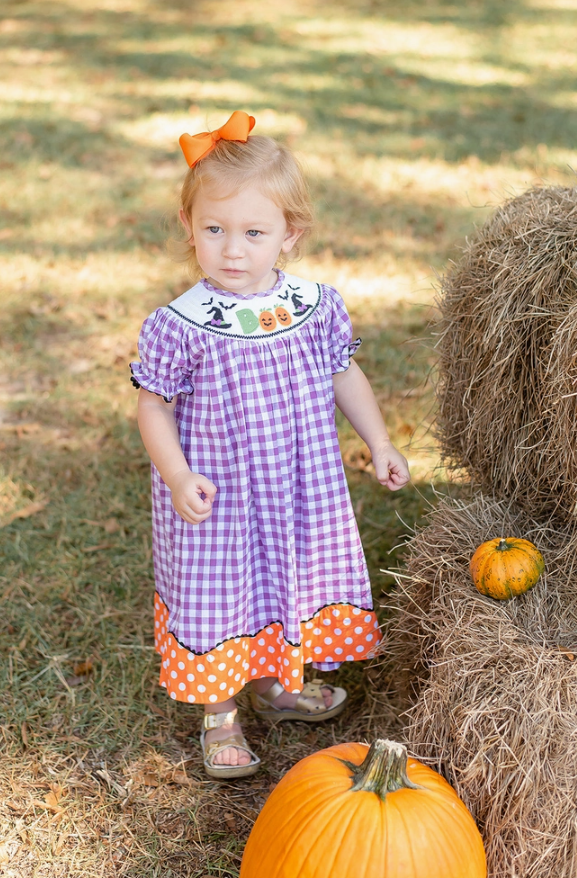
xmin=179 ymin=111 xmax=256 ymax=168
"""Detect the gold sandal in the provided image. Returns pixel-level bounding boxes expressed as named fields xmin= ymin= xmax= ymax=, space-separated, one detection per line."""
xmin=250 ymin=679 xmax=348 ymax=722
xmin=200 ymin=708 xmax=260 ymax=779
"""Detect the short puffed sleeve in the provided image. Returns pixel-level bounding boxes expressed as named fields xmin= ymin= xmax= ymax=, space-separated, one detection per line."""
xmin=326 ymin=286 xmax=362 ymax=373
xmin=129 ymin=308 xmax=201 ymax=401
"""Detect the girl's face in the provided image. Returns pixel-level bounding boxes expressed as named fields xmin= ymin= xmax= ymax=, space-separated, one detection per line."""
xmin=180 ymin=183 xmax=303 ymax=296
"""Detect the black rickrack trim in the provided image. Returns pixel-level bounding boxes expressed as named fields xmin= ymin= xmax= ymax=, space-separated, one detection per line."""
xmin=130 ymin=365 xmax=173 ymax=403
xmin=155 ymin=598 xmax=378 ymax=656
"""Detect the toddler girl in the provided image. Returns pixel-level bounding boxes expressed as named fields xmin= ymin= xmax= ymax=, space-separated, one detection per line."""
xmin=131 ymin=111 xmax=410 ymax=779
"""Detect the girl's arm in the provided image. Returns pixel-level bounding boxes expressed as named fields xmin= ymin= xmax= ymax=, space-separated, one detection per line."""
xmin=332 ymin=360 xmax=410 ymax=490
xmin=137 ymin=388 xmax=217 ymax=524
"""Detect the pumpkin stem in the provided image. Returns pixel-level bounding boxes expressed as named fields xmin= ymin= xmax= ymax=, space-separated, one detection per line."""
xmin=497 ymin=538 xmax=508 ymax=551
xmin=345 ymin=739 xmax=422 ymax=799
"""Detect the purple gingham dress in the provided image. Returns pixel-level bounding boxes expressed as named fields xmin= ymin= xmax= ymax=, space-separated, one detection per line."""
xmin=131 ymin=270 xmax=377 ymax=684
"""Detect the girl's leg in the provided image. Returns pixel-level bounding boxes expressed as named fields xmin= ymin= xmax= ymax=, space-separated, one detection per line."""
xmin=203 ymin=697 xmax=252 ymax=767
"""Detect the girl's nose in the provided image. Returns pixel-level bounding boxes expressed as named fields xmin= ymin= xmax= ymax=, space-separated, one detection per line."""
xmin=222 ymin=235 xmax=244 ymax=258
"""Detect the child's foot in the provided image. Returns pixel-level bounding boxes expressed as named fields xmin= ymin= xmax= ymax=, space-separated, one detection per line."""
xmin=201 ymin=708 xmax=260 ymax=778
xmin=250 ymin=679 xmax=347 ymax=722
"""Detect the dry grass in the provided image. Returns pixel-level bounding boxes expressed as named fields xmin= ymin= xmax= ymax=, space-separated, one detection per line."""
xmin=379 ymin=493 xmax=577 ymax=878
xmin=435 ymin=185 xmax=577 ymax=522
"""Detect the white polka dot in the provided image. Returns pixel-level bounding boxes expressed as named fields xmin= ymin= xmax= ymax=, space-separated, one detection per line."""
xmin=170 ymin=692 xmax=177 ymax=699
xmin=207 ymin=655 xmax=215 ymax=663
xmin=187 ymin=673 xmax=195 ymax=682
xmin=366 ymin=634 xmax=374 ymax=642
xmin=168 ymin=637 xmax=173 ymax=646
xmin=170 ymin=671 xmax=177 ymax=679
xmin=228 ymin=687 xmax=235 ymax=696
xmin=178 ymin=682 xmax=185 ymax=691
xmin=208 ymin=675 xmax=217 ymax=683
xmin=198 ymin=684 xmax=206 ymax=693
xmin=305 ymin=657 xmax=313 ymax=663
xmin=343 ymin=618 xmax=351 ymax=626
xmin=235 ymin=654 xmax=241 ymax=663
xmin=155 ymin=602 xmax=160 ymax=610
xmin=242 ymin=661 xmax=249 ymax=670
xmin=324 ymin=637 xmax=332 ymax=645
xmin=228 ymin=668 xmax=234 ymax=676
xmin=314 ymin=647 xmax=322 ymax=654
xmin=234 ymin=637 xmax=240 ymax=644
xmin=219 ymin=682 xmax=227 ymax=690
xmin=345 ymin=637 xmax=353 ymax=645
xmin=355 ymin=627 xmax=363 ymax=635
xmin=163 ymin=660 xmax=169 ymax=669
xmin=346 ymin=654 xmax=354 ymax=661
xmin=251 ymin=650 xmax=257 ymax=658
xmin=374 ymin=620 xmax=380 ymax=628
xmin=332 ymin=608 xmax=341 ymax=617
xmin=155 ymin=620 xmax=159 ymax=628
xmin=266 ymin=627 xmax=274 ymax=635
xmin=218 ymin=663 xmax=226 ymax=671
xmin=292 ymin=649 xmax=300 ymax=657
xmin=284 ymin=678 xmax=291 ymax=687
xmin=323 ymin=619 xmax=331 ymax=626
xmin=187 ymin=694 xmax=196 ymax=703
xmin=325 ymin=656 xmax=333 ymax=662
xmin=161 ymin=681 xmax=167 ymax=688
xmin=178 ymin=661 xmax=185 ymax=670
xmin=268 ymin=646 xmax=275 ymax=654
xmin=365 ymin=615 xmax=373 ymax=623
xmin=258 ymin=656 xmax=266 ymax=665
xmin=197 ymin=664 xmax=205 ymax=673
xmin=291 ymin=688 xmax=301 ymax=693
xmin=187 ymin=653 xmax=195 ymax=661
xmin=258 ymin=638 xmax=265 ymax=646
xmin=251 ymin=668 xmax=257 ymax=676
xmin=356 ymin=645 xmax=365 ymax=653
xmin=334 ymin=628 xmax=342 ymax=636
xmin=313 ymin=628 xmax=322 ymax=636
xmin=235 ymin=673 xmax=241 ymax=681
xmin=268 ymin=664 xmax=276 ymax=673
xmin=335 ymin=647 xmax=343 ymax=655
xmin=305 ymin=640 xmax=312 ymax=648
xmin=292 ymin=669 xmax=300 ymax=677
xmin=280 ymin=644 xmax=285 ymax=652
xmin=209 ymin=694 xmax=218 ymax=702
xmin=305 ymin=622 xmax=313 ymax=630
xmin=216 ymin=644 xmax=224 ymax=652
xmin=171 ymin=650 xmax=176 ymax=659
xmin=227 ymin=649 xmax=234 ymax=658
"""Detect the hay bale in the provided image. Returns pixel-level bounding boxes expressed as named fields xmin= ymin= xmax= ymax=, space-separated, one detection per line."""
xmin=436 ymin=186 xmax=577 ymax=522
xmin=381 ymin=493 xmax=577 ymax=878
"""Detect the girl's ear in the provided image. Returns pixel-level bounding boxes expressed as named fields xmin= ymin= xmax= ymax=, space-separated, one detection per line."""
xmin=179 ymin=208 xmax=193 ymax=243
xmin=281 ymin=226 xmax=304 ymax=255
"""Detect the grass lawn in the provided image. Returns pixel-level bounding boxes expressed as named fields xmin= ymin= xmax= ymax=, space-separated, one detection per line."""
xmin=1 ymin=0 xmax=577 ymax=874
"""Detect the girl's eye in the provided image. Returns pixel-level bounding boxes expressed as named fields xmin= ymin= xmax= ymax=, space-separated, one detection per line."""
xmin=208 ymin=226 xmax=221 ymax=234
xmin=246 ymin=229 xmax=261 ymax=238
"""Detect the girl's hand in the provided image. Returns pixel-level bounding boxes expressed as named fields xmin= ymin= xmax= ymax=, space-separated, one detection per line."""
xmin=371 ymin=443 xmax=410 ymax=491
xmin=167 ymin=469 xmax=217 ymax=524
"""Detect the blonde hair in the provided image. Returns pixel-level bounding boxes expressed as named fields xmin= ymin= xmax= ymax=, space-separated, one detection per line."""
xmin=170 ymin=135 xmax=314 ymax=280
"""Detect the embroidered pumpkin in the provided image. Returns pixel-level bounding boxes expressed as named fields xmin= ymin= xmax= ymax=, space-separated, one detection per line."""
xmin=470 ymin=537 xmax=544 ymax=600
xmin=259 ymin=310 xmax=277 ymax=331
xmin=240 ymin=739 xmax=486 ymax=878
xmin=274 ymin=306 xmax=292 ymax=326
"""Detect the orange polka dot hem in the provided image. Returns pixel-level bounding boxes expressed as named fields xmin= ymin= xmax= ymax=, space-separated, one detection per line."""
xmin=154 ymin=593 xmax=381 ymax=705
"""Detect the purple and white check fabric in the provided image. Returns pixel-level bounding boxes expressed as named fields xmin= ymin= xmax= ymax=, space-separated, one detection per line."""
xmin=131 ymin=271 xmax=375 ymax=658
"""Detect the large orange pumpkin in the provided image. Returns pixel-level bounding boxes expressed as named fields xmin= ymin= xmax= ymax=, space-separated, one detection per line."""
xmin=240 ymin=739 xmax=486 ymax=878
xmin=470 ymin=537 xmax=544 ymax=600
